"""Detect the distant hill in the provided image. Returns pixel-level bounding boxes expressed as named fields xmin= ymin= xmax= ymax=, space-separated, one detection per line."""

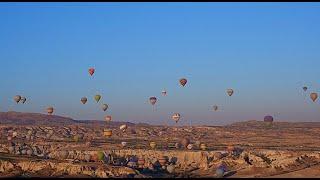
xmin=74 ymin=119 xmax=136 ymax=127
xmin=227 ymin=120 xmax=320 ymax=128
xmin=0 ymin=111 xmax=136 ymax=127
xmin=0 ymin=111 xmax=74 ymax=126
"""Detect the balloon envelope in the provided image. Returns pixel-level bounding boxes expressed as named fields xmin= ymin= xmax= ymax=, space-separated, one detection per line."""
xmin=121 ymin=142 xmax=127 ymax=147
xmin=162 ymin=90 xmax=167 ymax=96
xmin=14 ymin=95 xmax=21 ymax=103
xmin=310 ymin=93 xmax=318 ymax=102
xmin=172 ymin=113 xmax=181 ymax=123
xmin=102 ymin=104 xmax=108 ymax=111
xmin=227 ymin=89 xmax=234 ymax=96
xmin=264 ymin=115 xmax=274 ymax=123
xmin=105 ymin=115 xmax=112 ymax=122
xmin=88 ymin=68 xmax=95 ymax=76
xmin=20 ymin=97 xmax=27 ymax=104
xmin=47 ymin=107 xmax=54 ymax=115
xmin=120 ymin=124 xmax=128 ymax=132
xmin=179 ymin=78 xmax=187 ymax=87
xmin=303 ymin=87 xmax=308 ymax=92
xmin=81 ymin=97 xmax=87 ymax=104
xmin=94 ymin=95 xmax=101 ymax=103
xmin=149 ymin=97 xmax=157 ymax=105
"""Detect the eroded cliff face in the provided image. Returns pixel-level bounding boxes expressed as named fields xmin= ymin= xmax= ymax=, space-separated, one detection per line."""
xmin=1 ymin=146 xmax=320 ymax=178
xmin=1 ymin=120 xmax=320 ymax=178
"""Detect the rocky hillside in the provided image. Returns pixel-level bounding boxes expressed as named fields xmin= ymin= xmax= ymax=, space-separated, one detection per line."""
xmin=227 ymin=120 xmax=320 ymax=129
xmin=0 ymin=111 xmax=136 ymax=127
xmin=0 ymin=111 xmax=75 ymax=126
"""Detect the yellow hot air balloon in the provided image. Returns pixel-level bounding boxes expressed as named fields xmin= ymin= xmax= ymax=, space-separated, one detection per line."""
xmin=94 ymin=95 xmax=101 ymax=103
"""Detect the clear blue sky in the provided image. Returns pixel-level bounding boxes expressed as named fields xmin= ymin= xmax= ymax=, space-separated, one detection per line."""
xmin=0 ymin=2 xmax=319 ymax=125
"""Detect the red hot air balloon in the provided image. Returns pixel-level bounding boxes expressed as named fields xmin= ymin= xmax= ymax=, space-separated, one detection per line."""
xmin=179 ymin=78 xmax=187 ymax=87
xmin=88 ymin=68 xmax=95 ymax=76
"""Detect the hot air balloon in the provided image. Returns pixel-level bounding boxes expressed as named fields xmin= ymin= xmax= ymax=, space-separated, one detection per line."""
xmin=216 ymin=163 xmax=228 ymax=178
xmin=167 ymin=164 xmax=175 ymax=174
xmin=88 ymin=68 xmax=95 ymax=76
xmin=103 ymin=129 xmax=112 ymax=138
xmin=310 ymin=93 xmax=318 ymax=102
xmin=84 ymin=154 xmax=91 ymax=162
xmin=172 ymin=113 xmax=181 ymax=123
xmin=179 ymin=78 xmax=187 ymax=87
xmin=200 ymin=144 xmax=207 ymax=150
xmin=81 ymin=97 xmax=87 ymax=104
xmin=226 ymin=89 xmax=234 ymax=96
xmin=213 ymin=105 xmax=218 ymax=111
xmin=303 ymin=86 xmax=308 ymax=92
xmin=102 ymin=104 xmax=108 ymax=111
xmin=121 ymin=141 xmax=127 ymax=148
xmin=120 ymin=124 xmax=128 ymax=132
xmin=105 ymin=115 xmax=112 ymax=122
xmin=162 ymin=90 xmax=167 ymax=96
xmin=149 ymin=97 xmax=157 ymax=106
xmin=47 ymin=107 xmax=54 ymax=115
xmin=149 ymin=142 xmax=156 ymax=149
xmin=14 ymin=95 xmax=21 ymax=103
xmin=264 ymin=115 xmax=274 ymax=123
xmin=94 ymin=95 xmax=101 ymax=103
xmin=158 ymin=156 xmax=168 ymax=166
xmin=187 ymin=144 xmax=193 ymax=150
xmin=20 ymin=97 xmax=26 ymax=104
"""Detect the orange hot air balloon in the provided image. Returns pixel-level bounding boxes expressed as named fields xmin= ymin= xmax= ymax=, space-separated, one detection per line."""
xmin=88 ymin=68 xmax=95 ymax=76
xmin=47 ymin=107 xmax=54 ymax=115
xmin=179 ymin=78 xmax=187 ymax=87
xmin=310 ymin=93 xmax=318 ymax=102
